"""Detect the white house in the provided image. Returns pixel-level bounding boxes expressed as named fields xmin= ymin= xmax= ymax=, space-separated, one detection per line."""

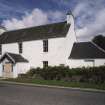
xmin=0 ymin=12 xmax=105 ymax=78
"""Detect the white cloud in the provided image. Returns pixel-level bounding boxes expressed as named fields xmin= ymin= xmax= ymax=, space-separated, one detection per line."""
xmin=73 ymin=0 xmax=105 ymax=41
xmin=48 ymin=11 xmax=64 ymax=22
xmin=2 ymin=0 xmax=105 ymax=42
xmin=2 ymin=8 xmax=48 ymax=30
xmin=73 ymin=3 xmax=87 ymax=17
xmin=76 ymin=8 xmax=105 ymax=41
xmin=2 ymin=8 xmax=64 ymax=31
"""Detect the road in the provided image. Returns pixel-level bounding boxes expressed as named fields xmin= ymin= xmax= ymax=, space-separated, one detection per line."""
xmin=0 ymin=83 xmax=105 ymax=105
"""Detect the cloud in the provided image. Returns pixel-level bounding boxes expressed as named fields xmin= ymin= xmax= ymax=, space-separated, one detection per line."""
xmin=2 ymin=0 xmax=105 ymax=42
xmin=0 ymin=1 xmax=28 ymax=20
xmin=73 ymin=0 xmax=105 ymax=41
xmin=2 ymin=9 xmax=48 ymax=30
xmin=73 ymin=3 xmax=87 ymax=17
xmin=2 ymin=8 xmax=64 ymax=30
xmin=48 ymin=11 xmax=65 ymax=22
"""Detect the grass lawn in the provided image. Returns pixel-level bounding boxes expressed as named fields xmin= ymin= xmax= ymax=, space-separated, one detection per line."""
xmin=2 ymin=78 xmax=105 ymax=90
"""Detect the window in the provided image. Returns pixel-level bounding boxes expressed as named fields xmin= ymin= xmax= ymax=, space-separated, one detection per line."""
xmin=84 ymin=59 xmax=94 ymax=62
xmin=18 ymin=42 xmax=23 ymax=54
xmin=43 ymin=40 xmax=48 ymax=52
xmin=43 ymin=61 xmax=48 ymax=68
xmin=0 ymin=44 xmax=2 ymax=55
xmin=84 ymin=59 xmax=95 ymax=67
xmin=2 ymin=65 xmax=4 ymax=72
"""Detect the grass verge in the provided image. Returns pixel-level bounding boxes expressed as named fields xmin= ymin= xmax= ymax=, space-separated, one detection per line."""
xmin=1 ymin=78 xmax=105 ymax=90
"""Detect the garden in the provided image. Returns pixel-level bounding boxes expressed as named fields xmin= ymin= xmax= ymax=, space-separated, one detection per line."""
xmin=4 ymin=65 xmax=105 ymax=90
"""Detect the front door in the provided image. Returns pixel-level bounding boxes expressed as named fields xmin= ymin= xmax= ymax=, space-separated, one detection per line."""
xmin=3 ymin=63 xmax=13 ymax=78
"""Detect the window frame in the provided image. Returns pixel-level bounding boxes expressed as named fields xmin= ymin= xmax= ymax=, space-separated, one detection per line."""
xmin=0 ymin=44 xmax=2 ymax=55
xmin=18 ymin=42 xmax=23 ymax=54
xmin=43 ymin=39 xmax=48 ymax=52
xmin=43 ymin=61 xmax=48 ymax=68
xmin=3 ymin=63 xmax=13 ymax=72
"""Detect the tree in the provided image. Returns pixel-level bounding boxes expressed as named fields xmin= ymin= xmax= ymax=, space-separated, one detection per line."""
xmin=92 ymin=35 xmax=105 ymax=50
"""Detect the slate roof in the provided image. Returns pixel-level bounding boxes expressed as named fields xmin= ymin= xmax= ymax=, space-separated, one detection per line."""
xmin=0 ymin=52 xmax=28 ymax=63
xmin=69 ymin=42 xmax=105 ymax=59
xmin=0 ymin=21 xmax=70 ymax=44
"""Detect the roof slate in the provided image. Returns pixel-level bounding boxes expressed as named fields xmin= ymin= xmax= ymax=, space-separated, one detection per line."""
xmin=0 ymin=52 xmax=28 ymax=63
xmin=69 ymin=42 xmax=105 ymax=59
xmin=0 ymin=21 xmax=70 ymax=44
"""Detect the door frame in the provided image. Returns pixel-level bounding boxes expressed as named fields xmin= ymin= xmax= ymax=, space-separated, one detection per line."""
xmin=2 ymin=62 xmax=13 ymax=78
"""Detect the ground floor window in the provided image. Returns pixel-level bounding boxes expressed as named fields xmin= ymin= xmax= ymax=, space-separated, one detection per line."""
xmin=43 ymin=61 xmax=48 ymax=68
xmin=84 ymin=59 xmax=95 ymax=67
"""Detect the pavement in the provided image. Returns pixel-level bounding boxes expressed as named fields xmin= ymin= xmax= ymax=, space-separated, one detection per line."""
xmin=0 ymin=81 xmax=105 ymax=105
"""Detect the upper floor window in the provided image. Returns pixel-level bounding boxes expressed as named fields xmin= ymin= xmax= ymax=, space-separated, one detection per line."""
xmin=43 ymin=40 xmax=48 ymax=52
xmin=0 ymin=44 xmax=2 ymax=55
xmin=18 ymin=42 xmax=23 ymax=54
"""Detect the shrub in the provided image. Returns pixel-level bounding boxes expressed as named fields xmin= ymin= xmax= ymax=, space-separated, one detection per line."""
xmin=18 ymin=74 xmax=28 ymax=78
xmin=18 ymin=65 xmax=105 ymax=84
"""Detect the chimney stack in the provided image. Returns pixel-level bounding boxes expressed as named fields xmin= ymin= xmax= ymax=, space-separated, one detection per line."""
xmin=66 ymin=11 xmax=72 ymax=24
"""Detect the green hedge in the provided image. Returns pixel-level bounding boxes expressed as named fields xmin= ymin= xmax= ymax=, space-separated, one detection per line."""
xmin=19 ymin=65 xmax=105 ymax=84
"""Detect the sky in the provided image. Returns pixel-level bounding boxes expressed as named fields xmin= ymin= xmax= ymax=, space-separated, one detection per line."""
xmin=0 ymin=0 xmax=105 ymax=41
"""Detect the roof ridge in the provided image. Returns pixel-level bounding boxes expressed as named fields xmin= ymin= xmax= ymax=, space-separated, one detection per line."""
xmin=74 ymin=41 xmax=90 ymax=44
xmin=7 ymin=52 xmax=15 ymax=54
xmin=90 ymin=41 xmax=105 ymax=54
xmin=0 ymin=21 xmax=69 ymax=44
xmin=4 ymin=21 xmax=67 ymax=33
xmin=76 ymin=41 xmax=89 ymax=43
xmin=0 ymin=52 xmax=28 ymax=63
xmin=6 ymin=52 xmax=19 ymax=55
xmin=5 ymin=52 xmax=15 ymax=63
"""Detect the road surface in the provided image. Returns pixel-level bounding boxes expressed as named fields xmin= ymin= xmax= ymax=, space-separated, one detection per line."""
xmin=0 ymin=83 xmax=105 ymax=105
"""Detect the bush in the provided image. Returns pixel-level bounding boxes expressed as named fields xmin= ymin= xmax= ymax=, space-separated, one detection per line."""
xmin=39 ymin=66 xmax=69 ymax=80
xmin=18 ymin=65 xmax=105 ymax=84
xmin=18 ymin=74 xmax=28 ymax=78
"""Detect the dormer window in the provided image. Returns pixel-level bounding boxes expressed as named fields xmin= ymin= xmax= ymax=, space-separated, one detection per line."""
xmin=0 ymin=44 xmax=2 ymax=55
xmin=43 ymin=40 xmax=48 ymax=52
xmin=18 ymin=42 xmax=23 ymax=54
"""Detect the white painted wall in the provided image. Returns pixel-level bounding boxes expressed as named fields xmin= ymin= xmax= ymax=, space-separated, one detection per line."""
xmin=67 ymin=59 xmax=105 ymax=68
xmin=22 ymin=38 xmax=66 ymax=68
xmin=2 ymin=43 xmax=18 ymax=55
xmin=67 ymin=59 xmax=94 ymax=68
xmin=95 ymin=59 xmax=105 ymax=66
xmin=65 ymin=14 xmax=77 ymax=61
xmin=13 ymin=63 xmax=30 ymax=78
